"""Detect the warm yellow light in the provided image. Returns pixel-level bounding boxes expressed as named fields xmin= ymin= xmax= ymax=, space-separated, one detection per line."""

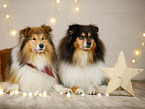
xmin=135 ymin=50 xmax=139 ymax=56
xmin=38 ymin=93 xmax=42 ymax=96
xmin=0 ymin=89 xmax=4 ymax=95
xmin=75 ymin=7 xmax=80 ymax=12
xmin=97 ymin=93 xmax=101 ymax=97
xmin=10 ymin=91 xmax=14 ymax=95
xmin=67 ymin=93 xmax=71 ymax=97
xmin=59 ymin=92 xmax=63 ymax=95
xmin=132 ymin=59 xmax=135 ymax=63
xmin=74 ymin=0 xmax=78 ymax=2
xmin=23 ymin=92 xmax=27 ymax=96
xmin=6 ymin=15 xmax=10 ymax=19
xmin=11 ymin=30 xmax=17 ymax=36
xmin=14 ymin=90 xmax=19 ymax=95
xmin=141 ymin=43 xmax=144 ymax=46
xmin=143 ymin=33 xmax=145 ymax=37
xmin=43 ymin=91 xmax=47 ymax=97
xmin=105 ymin=94 xmax=109 ymax=97
xmin=81 ymin=93 xmax=85 ymax=96
xmin=50 ymin=18 xmax=56 ymax=24
xmin=56 ymin=0 xmax=60 ymax=3
xmin=3 ymin=4 xmax=7 ymax=8
xmin=28 ymin=92 xmax=32 ymax=96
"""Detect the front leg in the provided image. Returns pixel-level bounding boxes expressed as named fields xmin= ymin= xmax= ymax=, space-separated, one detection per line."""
xmin=88 ymin=84 xmax=98 ymax=95
xmin=0 ymin=82 xmax=19 ymax=91
xmin=53 ymin=84 xmax=72 ymax=94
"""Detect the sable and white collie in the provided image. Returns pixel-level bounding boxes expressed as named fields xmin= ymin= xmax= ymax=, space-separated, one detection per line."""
xmin=58 ymin=24 xmax=106 ymax=94
xmin=0 ymin=25 xmax=71 ymax=93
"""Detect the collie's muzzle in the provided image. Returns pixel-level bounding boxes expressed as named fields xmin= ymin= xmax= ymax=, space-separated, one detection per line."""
xmin=34 ymin=43 xmax=45 ymax=52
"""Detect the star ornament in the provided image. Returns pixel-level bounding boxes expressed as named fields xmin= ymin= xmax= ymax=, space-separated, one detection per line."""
xmin=99 ymin=51 xmax=144 ymax=96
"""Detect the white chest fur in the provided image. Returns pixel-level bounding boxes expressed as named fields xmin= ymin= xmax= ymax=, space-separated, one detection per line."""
xmin=59 ymin=62 xmax=106 ymax=91
xmin=11 ymin=47 xmax=56 ymax=93
xmin=18 ymin=65 xmax=56 ymax=93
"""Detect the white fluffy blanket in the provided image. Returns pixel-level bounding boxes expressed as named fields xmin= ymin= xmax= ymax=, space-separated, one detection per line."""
xmin=0 ymin=82 xmax=145 ymax=109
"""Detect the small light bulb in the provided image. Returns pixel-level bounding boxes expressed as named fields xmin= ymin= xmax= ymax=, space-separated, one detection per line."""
xmin=50 ymin=18 xmax=56 ymax=24
xmin=132 ymin=59 xmax=135 ymax=63
xmin=43 ymin=91 xmax=47 ymax=97
xmin=143 ymin=33 xmax=145 ymax=37
xmin=0 ymin=89 xmax=4 ymax=95
xmin=6 ymin=15 xmax=10 ymax=19
xmin=56 ymin=0 xmax=60 ymax=3
xmin=3 ymin=4 xmax=7 ymax=8
xmin=97 ymin=93 xmax=101 ymax=97
xmin=28 ymin=92 xmax=32 ymax=96
xmin=34 ymin=93 xmax=37 ymax=96
xmin=59 ymin=92 xmax=63 ymax=95
xmin=23 ymin=92 xmax=27 ymax=96
xmin=38 ymin=93 xmax=42 ymax=96
xmin=10 ymin=91 xmax=14 ymax=95
xmin=74 ymin=0 xmax=78 ymax=3
xmin=135 ymin=50 xmax=139 ymax=56
xmin=105 ymin=94 xmax=109 ymax=97
xmin=141 ymin=43 xmax=144 ymax=46
xmin=75 ymin=7 xmax=80 ymax=12
xmin=67 ymin=93 xmax=71 ymax=97
xmin=11 ymin=30 xmax=17 ymax=36
xmin=14 ymin=90 xmax=19 ymax=95
xmin=81 ymin=93 xmax=85 ymax=96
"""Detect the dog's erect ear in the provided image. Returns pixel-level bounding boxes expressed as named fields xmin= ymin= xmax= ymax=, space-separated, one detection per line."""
xmin=90 ymin=25 xmax=99 ymax=32
xmin=41 ymin=25 xmax=52 ymax=33
xmin=68 ymin=24 xmax=80 ymax=35
xmin=19 ymin=27 xmax=31 ymax=37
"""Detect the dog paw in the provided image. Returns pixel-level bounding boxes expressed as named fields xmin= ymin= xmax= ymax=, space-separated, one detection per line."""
xmin=88 ymin=89 xmax=97 ymax=95
xmin=0 ymin=82 xmax=19 ymax=91
xmin=6 ymin=84 xmax=19 ymax=91
xmin=75 ymin=88 xmax=84 ymax=94
xmin=54 ymin=84 xmax=72 ymax=94
xmin=88 ymin=84 xmax=98 ymax=95
xmin=61 ymin=88 xmax=72 ymax=94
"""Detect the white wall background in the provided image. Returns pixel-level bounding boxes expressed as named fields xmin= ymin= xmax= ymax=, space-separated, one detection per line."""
xmin=0 ymin=0 xmax=145 ymax=80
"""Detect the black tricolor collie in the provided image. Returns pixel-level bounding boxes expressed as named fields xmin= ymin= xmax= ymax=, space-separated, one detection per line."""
xmin=58 ymin=24 xmax=106 ymax=94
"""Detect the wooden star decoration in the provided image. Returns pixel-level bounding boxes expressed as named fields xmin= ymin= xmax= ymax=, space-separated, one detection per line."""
xmin=99 ymin=51 xmax=144 ymax=96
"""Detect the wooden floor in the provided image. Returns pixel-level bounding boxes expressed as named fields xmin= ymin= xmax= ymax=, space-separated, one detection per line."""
xmin=0 ymin=81 xmax=145 ymax=109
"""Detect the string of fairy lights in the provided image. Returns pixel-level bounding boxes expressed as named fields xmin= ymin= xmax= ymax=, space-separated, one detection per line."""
xmin=2 ymin=0 xmax=144 ymax=64
xmin=0 ymin=87 xmax=110 ymax=97
xmin=3 ymin=0 xmax=80 ymax=37
xmin=0 ymin=0 xmax=145 ymax=97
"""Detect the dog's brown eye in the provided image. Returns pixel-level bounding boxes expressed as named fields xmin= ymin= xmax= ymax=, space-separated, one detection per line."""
xmin=42 ymin=37 xmax=45 ymax=40
xmin=79 ymin=36 xmax=84 ymax=40
xmin=33 ymin=38 xmax=36 ymax=40
xmin=89 ymin=36 xmax=92 ymax=39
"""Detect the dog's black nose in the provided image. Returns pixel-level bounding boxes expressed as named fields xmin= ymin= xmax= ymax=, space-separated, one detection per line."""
xmin=39 ymin=43 xmax=44 ymax=48
xmin=87 ymin=41 xmax=91 ymax=45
